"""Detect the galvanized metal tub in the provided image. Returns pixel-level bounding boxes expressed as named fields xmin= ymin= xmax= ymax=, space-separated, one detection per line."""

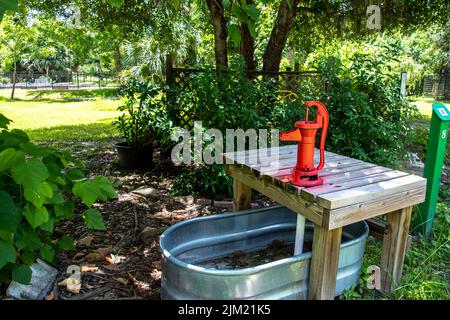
xmin=160 ymin=205 xmax=368 ymax=300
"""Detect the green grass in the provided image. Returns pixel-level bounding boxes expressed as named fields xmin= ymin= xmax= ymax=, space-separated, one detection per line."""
xmin=409 ymin=97 xmax=450 ymax=119
xmin=0 ymin=88 xmax=122 ymax=141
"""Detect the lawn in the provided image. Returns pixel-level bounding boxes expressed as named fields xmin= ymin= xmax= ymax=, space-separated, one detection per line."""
xmin=409 ymin=96 xmax=450 ymax=118
xmin=0 ymin=88 xmax=122 ymax=141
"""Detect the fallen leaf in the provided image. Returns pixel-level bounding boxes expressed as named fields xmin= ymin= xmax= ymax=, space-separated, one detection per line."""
xmin=95 ymin=246 xmax=112 ymax=256
xmin=77 ymin=235 xmax=94 ymax=246
xmin=45 ymin=290 xmax=55 ymax=300
xmin=114 ymin=277 xmax=129 ymax=285
xmin=86 ymin=252 xmax=105 ymax=262
xmin=80 ymin=264 xmax=98 ymax=272
xmin=103 ymin=264 xmax=120 ymax=271
xmin=84 ymin=283 xmax=95 ymax=289
xmin=72 ymin=252 xmax=86 ymax=261
xmin=58 ymin=277 xmax=81 ymax=294
xmin=151 ymin=260 xmax=161 ymax=269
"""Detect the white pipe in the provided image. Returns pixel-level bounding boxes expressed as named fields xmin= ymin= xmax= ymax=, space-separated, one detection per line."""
xmin=294 ymin=215 xmax=306 ymax=255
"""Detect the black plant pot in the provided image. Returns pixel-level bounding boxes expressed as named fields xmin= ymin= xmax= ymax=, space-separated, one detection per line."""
xmin=114 ymin=142 xmax=153 ymax=168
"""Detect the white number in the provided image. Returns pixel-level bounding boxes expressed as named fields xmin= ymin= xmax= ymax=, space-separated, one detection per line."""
xmin=442 ymin=130 xmax=447 ymax=139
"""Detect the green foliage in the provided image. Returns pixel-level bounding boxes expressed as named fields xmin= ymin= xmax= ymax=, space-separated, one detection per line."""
xmin=311 ymin=49 xmax=418 ymax=166
xmin=0 ymin=114 xmax=116 ymax=284
xmin=171 ymin=164 xmax=232 ymax=199
xmin=114 ymin=79 xmax=172 ymax=148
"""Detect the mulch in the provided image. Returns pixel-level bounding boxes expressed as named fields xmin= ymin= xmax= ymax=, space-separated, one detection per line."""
xmin=10 ymin=141 xmax=273 ymax=300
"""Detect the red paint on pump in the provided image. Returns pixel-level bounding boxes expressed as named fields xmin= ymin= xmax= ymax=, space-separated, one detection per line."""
xmin=279 ymin=101 xmax=329 ymax=187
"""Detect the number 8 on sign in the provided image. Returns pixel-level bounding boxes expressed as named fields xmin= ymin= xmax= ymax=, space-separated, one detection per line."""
xmin=442 ymin=130 xmax=447 ymax=139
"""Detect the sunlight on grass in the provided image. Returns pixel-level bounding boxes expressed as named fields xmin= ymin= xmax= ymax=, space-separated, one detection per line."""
xmin=409 ymin=97 xmax=450 ymax=118
xmin=0 ymin=89 xmax=123 ymax=141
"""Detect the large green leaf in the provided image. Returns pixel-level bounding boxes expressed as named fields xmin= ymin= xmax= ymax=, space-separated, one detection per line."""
xmin=54 ymin=201 xmax=74 ymax=219
xmin=107 ymin=0 xmax=124 ymax=8
xmin=243 ymin=4 xmax=260 ymax=21
xmin=12 ymin=265 xmax=32 ymax=285
xmin=83 ymin=208 xmax=106 ymax=230
xmin=0 ymin=0 xmax=19 ymax=11
xmin=40 ymin=244 xmax=55 ymax=263
xmin=228 ymin=24 xmax=241 ymax=47
xmin=0 ymin=190 xmax=21 ymax=233
xmin=58 ymin=235 xmax=75 ymax=251
xmin=14 ymin=225 xmax=41 ymax=251
xmin=11 ymin=158 xmax=49 ymax=189
xmin=0 ymin=148 xmax=24 ymax=172
xmin=23 ymin=204 xmax=49 ymax=229
xmin=231 ymin=3 xmax=249 ymax=24
xmin=73 ymin=176 xmax=116 ymax=207
xmin=0 ymin=239 xmax=16 ymax=269
xmin=39 ymin=218 xmax=54 ymax=233
xmin=24 ymin=182 xmax=53 ymax=208
xmin=0 ymin=114 xmax=11 ymax=129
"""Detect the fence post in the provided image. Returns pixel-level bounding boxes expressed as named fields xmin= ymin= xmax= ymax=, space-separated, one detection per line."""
xmin=77 ymin=71 xmax=80 ymax=89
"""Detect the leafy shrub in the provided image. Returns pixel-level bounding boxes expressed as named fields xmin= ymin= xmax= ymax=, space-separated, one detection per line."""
xmin=0 ymin=114 xmax=116 ymax=284
xmin=114 ymin=79 xmax=172 ymax=148
xmin=313 ymin=51 xmax=418 ymax=166
xmin=169 ymin=52 xmax=417 ymax=196
xmin=171 ymin=164 xmax=232 ymax=198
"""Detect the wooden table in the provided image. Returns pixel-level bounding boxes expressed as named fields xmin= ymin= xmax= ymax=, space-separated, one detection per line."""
xmin=222 ymin=145 xmax=427 ymax=300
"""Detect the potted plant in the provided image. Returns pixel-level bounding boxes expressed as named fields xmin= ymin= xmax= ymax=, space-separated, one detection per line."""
xmin=113 ymin=80 xmax=171 ymax=168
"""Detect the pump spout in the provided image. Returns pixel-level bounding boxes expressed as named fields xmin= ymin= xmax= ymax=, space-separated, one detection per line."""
xmin=279 ymin=128 xmax=302 ymax=141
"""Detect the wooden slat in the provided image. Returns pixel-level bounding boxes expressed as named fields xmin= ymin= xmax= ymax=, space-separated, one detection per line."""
xmin=316 ymin=174 xmax=426 ymax=210
xmin=225 ymin=164 xmax=324 ymax=225
xmin=264 ymin=157 xmax=368 ymax=178
xmin=232 ymin=178 xmax=252 ymax=211
xmin=307 ymin=226 xmax=342 ymax=300
xmin=325 ymin=186 xmax=425 ymax=229
xmin=301 ymin=170 xmax=409 ymax=201
xmin=256 ymin=154 xmax=347 ymax=173
xmin=381 ymin=207 xmax=412 ymax=293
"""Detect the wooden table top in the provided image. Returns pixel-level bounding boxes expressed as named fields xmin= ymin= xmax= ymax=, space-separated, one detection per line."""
xmin=223 ymin=145 xmax=427 ymax=229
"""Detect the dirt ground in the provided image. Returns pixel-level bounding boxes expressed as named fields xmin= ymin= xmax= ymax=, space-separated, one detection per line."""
xmin=23 ymin=141 xmax=274 ymax=300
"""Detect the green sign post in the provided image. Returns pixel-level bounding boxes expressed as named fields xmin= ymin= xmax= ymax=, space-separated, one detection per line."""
xmin=416 ymin=103 xmax=450 ymax=238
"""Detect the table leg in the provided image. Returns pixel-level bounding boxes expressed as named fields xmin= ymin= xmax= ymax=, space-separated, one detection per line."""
xmin=380 ymin=206 xmax=412 ymax=293
xmin=307 ymin=225 xmax=342 ymax=300
xmin=233 ymin=178 xmax=252 ymax=211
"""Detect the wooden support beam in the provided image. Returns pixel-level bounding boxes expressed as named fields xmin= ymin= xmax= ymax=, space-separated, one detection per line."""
xmin=232 ymin=178 xmax=252 ymax=211
xmin=380 ymin=206 xmax=412 ymax=293
xmin=307 ymin=226 xmax=342 ymax=300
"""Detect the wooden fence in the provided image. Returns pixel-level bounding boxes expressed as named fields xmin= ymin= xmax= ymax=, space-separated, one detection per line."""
xmin=422 ymin=73 xmax=450 ymax=99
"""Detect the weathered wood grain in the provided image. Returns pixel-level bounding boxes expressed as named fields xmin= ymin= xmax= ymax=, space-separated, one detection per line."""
xmin=225 ymin=164 xmax=324 ymax=225
xmin=325 ymin=186 xmax=425 ymax=229
xmin=307 ymin=226 xmax=342 ymax=300
xmin=232 ymin=178 xmax=252 ymax=211
xmin=381 ymin=207 xmax=413 ymax=293
xmin=316 ymin=174 xmax=426 ymax=209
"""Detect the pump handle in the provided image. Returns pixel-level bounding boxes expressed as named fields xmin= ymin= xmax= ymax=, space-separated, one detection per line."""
xmin=304 ymin=101 xmax=329 ymax=170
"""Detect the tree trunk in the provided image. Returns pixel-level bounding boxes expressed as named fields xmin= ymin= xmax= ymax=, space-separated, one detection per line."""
xmin=113 ymin=43 xmax=122 ymax=72
xmin=240 ymin=0 xmax=255 ymax=77
xmin=262 ymin=0 xmax=298 ymax=72
xmin=10 ymin=49 xmax=17 ymax=100
xmin=206 ymin=0 xmax=228 ymax=69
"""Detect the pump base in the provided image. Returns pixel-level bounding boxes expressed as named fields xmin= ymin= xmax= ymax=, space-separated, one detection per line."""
xmin=289 ymin=169 xmax=324 ymax=187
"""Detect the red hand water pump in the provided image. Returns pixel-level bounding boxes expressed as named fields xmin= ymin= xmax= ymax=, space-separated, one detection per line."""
xmin=279 ymin=101 xmax=329 ymax=187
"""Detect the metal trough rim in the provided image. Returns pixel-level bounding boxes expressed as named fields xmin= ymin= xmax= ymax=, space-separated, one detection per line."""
xmin=160 ymin=205 xmax=369 ymax=276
